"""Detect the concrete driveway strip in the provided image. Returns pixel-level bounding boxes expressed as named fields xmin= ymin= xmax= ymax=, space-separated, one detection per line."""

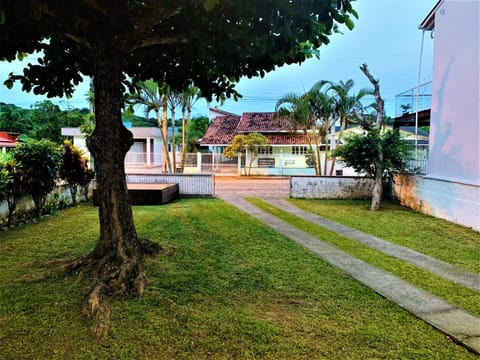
xmin=264 ymin=198 xmax=480 ymax=292
xmin=221 ymin=196 xmax=480 ymax=355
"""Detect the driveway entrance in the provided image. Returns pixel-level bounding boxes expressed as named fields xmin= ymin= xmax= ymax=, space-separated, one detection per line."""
xmin=214 ymin=176 xmax=290 ymax=199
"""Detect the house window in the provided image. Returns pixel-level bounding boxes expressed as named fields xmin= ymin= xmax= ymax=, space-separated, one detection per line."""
xmin=292 ymin=146 xmax=308 ymax=155
xmin=258 ymin=146 xmax=273 ymax=155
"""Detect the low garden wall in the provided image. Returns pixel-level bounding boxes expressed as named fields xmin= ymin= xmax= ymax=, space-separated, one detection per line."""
xmin=290 ymin=176 xmax=374 ymax=199
xmin=0 ymin=183 xmax=86 ymax=225
xmin=126 ymin=174 xmax=214 ymax=197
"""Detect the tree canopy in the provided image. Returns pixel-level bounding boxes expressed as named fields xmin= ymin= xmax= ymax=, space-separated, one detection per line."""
xmin=0 ymin=0 xmax=357 ymax=338
xmin=1 ymin=1 xmax=357 ymax=100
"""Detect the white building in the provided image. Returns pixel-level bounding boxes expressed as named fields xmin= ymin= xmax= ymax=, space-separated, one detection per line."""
xmin=61 ymin=126 xmax=164 ymax=173
xmin=395 ymin=0 xmax=480 ymax=231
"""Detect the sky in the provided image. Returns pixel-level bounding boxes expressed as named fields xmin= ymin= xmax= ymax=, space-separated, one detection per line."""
xmin=0 ymin=0 xmax=437 ymax=119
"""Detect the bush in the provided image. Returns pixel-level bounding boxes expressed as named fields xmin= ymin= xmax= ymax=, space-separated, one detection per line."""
xmin=12 ymin=138 xmax=61 ymax=216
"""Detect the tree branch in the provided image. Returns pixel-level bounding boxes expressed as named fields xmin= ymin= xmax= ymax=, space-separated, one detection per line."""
xmin=64 ymin=33 xmax=92 ymax=49
xmin=359 ymin=63 xmax=384 ymax=129
xmin=80 ymin=0 xmax=107 ymax=15
xmin=136 ymin=36 xmax=188 ymax=50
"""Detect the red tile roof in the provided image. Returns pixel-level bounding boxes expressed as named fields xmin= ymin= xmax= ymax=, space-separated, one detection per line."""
xmin=264 ymin=134 xmax=309 ymax=145
xmin=0 ymin=132 xmax=19 ymax=148
xmin=201 ymin=115 xmax=241 ymax=145
xmin=236 ymin=112 xmax=293 ymax=133
xmin=201 ymin=112 xmax=305 ymax=146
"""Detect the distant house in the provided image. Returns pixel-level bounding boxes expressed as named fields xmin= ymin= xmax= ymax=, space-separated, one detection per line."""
xmin=0 ymin=132 xmax=19 ymax=153
xmin=201 ymin=108 xmax=362 ymax=176
xmin=61 ymin=126 xmax=164 ymax=173
xmin=394 ymin=0 xmax=480 ymax=231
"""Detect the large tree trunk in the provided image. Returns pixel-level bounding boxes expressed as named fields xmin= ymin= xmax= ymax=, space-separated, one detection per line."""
xmin=83 ymin=44 xmax=160 ymax=338
xmin=360 ymin=63 xmax=385 ymax=211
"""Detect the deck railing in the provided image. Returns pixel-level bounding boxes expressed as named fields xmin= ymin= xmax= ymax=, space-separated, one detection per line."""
xmin=395 ymin=81 xmax=432 ymax=117
xmin=405 ymin=145 xmax=429 ymax=175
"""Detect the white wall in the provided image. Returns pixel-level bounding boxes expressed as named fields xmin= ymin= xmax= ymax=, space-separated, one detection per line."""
xmin=395 ymin=174 xmax=480 ymax=232
xmin=428 ymin=0 xmax=480 ymax=186
xmin=290 ymin=176 xmax=374 ymax=199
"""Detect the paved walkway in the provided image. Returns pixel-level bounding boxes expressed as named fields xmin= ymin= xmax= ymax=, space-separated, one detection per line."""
xmin=214 ymin=177 xmax=480 ymax=355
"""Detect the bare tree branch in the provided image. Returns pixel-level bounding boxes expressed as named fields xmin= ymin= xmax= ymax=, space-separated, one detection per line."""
xmin=359 ymin=63 xmax=384 ymax=129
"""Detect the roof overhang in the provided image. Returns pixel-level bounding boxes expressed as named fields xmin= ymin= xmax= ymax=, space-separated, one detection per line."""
xmin=419 ymin=0 xmax=443 ymax=31
xmin=393 ymin=109 xmax=431 ymax=129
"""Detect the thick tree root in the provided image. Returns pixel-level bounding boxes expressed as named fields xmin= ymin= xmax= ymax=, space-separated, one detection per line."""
xmin=81 ymin=238 xmax=162 ymax=339
xmin=24 ymin=238 xmax=163 ymax=339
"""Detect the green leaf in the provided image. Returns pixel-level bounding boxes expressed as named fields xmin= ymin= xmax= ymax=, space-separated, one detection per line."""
xmin=203 ymin=0 xmax=220 ymax=12
xmin=16 ymin=52 xmax=27 ymax=61
xmin=4 ymin=79 xmax=13 ymax=89
xmin=345 ymin=17 xmax=355 ymax=31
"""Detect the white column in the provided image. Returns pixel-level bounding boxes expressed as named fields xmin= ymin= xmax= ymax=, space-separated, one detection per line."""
xmin=146 ymin=137 xmax=151 ymax=167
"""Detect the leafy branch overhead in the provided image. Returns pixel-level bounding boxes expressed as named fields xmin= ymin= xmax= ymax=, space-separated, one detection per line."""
xmin=1 ymin=1 xmax=358 ymax=100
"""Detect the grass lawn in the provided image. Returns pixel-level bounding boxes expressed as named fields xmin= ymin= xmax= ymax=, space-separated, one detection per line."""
xmin=287 ymin=199 xmax=480 ymax=274
xmin=248 ymin=198 xmax=480 ymax=317
xmin=0 ymin=199 xmax=477 ymax=359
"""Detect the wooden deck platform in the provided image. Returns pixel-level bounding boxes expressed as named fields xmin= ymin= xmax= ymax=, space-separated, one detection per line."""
xmin=127 ymin=183 xmax=179 ymax=205
xmin=93 ymin=183 xmax=179 ymax=206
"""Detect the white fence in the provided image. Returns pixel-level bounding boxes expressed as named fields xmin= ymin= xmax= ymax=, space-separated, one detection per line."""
xmin=126 ymin=174 xmax=214 ymax=197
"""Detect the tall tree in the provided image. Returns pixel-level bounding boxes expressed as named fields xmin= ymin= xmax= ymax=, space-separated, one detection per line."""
xmin=0 ymin=0 xmax=357 ymax=337
xmin=127 ymin=80 xmax=173 ymax=173
xmin=180 ymin=84 xmax=201 ymax=171
xmin=334 ymin=64 xmax=408 ymax=211
xmin=167 ymin=89 xmax=181 ymax=171
xmin=275 ymin=90 xmax=335 ymax=176
xmin=359 ymin=63 xmax=385 ymax=210
xmin=311 ymin=79 xmax=372 ymax=174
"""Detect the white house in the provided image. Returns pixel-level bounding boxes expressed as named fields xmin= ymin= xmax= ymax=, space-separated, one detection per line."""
xmin=395 ymin=0 xmax=480 ymax=231
xmin=61 ymin=126 xmax=164 ymax=173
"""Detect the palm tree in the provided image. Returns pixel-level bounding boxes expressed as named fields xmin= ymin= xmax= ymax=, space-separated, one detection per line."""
xmin=314 ymin=79 xmax=372 ymax=130
xmin=275 ymin=89 xmax=336 ymax=176
xmin=180 ymin=84 xmax=201 ymax=171
xmin=276 ymin=92 xmax=320 ymax=175
xmin=307 ymin=90 xmax=337 ymax=175
xmin=127 ymin=80 xmax=172 ymax=173
xmin=167 ymin=90 xmax=181 ymax=171
xmin=311 ymin=79 xmax=372 ymax=175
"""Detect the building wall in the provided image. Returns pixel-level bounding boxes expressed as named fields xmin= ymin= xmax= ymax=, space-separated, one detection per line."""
xmin=428 ymin=0 xmax=480 ymax=186
xmin=395 ymin=174 xmax=480 ymax=231
xmin=401 ymin=0 xmax=480 ymax=230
